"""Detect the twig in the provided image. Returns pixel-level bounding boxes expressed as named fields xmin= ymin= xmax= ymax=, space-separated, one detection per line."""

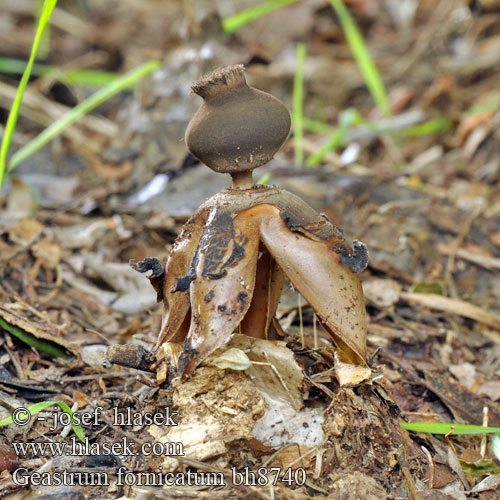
xmin=253 ymin=354 xmax=300 ymax=411
xmin=3 ymin=0 xmax=98 ymax=42
xmin=439 ymin=246 xmax=500 ymax=272
xmin=480 ymin=406 xmax=488 ymax=459
xmin=0 ymin=231 xmax=44 ymax=265
xmin=0 ymin=80 xmax=117 ymax=138
xmin=444 ymin=209 xmax=481 ymax=298
xmin=61 ymin=371 xmax=132 ymax=382
xmin=3 ymin=334 xmax=24 ymax=379
xmin=400 ymin=292 xmax=500 ymax=330
xmin=261 ymin=443 xmax=302 ymax=468
xmin=400 ymin=464 xmax=421 ymax=500
xmin=420 ymin=446 xmax=434 ymax=489
xmin=297 ymin=294 xmax=304 ymax=349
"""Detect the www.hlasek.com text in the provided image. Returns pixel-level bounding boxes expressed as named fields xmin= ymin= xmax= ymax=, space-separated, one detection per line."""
xmin=12 ymin=437 xmax=183 ymax=457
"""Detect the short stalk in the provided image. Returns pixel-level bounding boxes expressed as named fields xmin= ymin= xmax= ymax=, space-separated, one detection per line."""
xmin=231 ymin=170 xmax=254 ymax=189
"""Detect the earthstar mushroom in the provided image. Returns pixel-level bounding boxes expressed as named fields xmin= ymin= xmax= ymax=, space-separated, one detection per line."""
xmin=135 ymin=65 xmax=369 ymax=377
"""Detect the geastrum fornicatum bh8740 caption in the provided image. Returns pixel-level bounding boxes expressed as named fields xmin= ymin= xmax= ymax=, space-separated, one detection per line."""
xmin=132 ymin=64 xmax=368 ymax=378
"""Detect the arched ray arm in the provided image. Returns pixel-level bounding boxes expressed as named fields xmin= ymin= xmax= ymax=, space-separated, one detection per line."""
xmin=257 ymin=205 xmax=367 ymax=365
xmin=178 ymin=208 xmax=261 ymax=375
xmin=155 ymin=209 xmax=209 ymax=348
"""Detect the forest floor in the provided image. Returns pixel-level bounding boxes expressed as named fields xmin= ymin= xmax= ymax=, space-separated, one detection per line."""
xmin=0 ymin=1 xmax=499 ymax=499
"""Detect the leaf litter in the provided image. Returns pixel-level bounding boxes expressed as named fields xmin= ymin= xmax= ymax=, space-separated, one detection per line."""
xmin=0 ymin=1 xmax=500 ymax=499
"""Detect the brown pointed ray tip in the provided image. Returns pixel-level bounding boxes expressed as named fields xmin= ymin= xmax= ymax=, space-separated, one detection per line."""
xmin=191 ymin=64 xmax=247 ymax=98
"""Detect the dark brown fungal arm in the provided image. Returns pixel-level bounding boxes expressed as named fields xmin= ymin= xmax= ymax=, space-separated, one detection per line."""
xmin=155 ymin=209 xmax=210 ymax=349
xmin=177 ymin=210 xmax=261 ymax=377
xmin=172 ymin=248 xmax=199 ymax=292
xmin=191 ymin=185 xmax=369 ymax=273
xmin=339 ymin=241 xmax=368 ymax=273
xmin=130 ymin=257 xmax=164 ymax=302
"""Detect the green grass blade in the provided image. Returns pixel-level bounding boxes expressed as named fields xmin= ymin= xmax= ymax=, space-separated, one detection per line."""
xmin=0 ymin=57 xmax=119 ymax=87
xmin=306 ymin=108 xmax=357 ymax=166
xmin=257 ymin=172 xmax=271 ymax=185
xmin=0 ymin=401 xmax=85 ymax=442
xmin=8 ymin=59 xmax=161 ymax=172
xmin=36 ymin=0 xmax=51 ymax=60
xmin=293 ymin=42 xmax=307 ymax=166
xmin=0 ymin=317 xmax=68 ymax=358
xmin=222 ymin=0 xmax=299 ymax=33
xmin=401 ymin=422 xmax=500 ymax=435
xmin=0 ymin=0 xmax=58 ymax=191
xmin=330 ymin=0 xmax=390 ymax=116
xmin=303 ymin=118 xmax=336 ymax=136
xmin=466 ymin=92 xmax=500 ymax=115
xmin=397 ymin=118 xmax=451 ymax=137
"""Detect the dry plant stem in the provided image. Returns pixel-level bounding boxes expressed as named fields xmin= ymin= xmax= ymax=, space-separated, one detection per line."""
xmin=420 ymin=445 xmax=434 ymax=489
xmin=0 ymin=231 xmax=45 ymax=265
xmin=400 ymin=291 xmax=500 ymax=330
xmin=481 ymin=406 xmax=489 ymax=459
xmin=400 ymin=465 xmax=421 ymax=500
xmin=0 ymin=80 xmax=116 ymax=138
xmin=231 ymin=170 xmax=254 ymax=189
xmin=444 ymin=208 xmax=480 ymax=298
xmin=3 ymin=337 xmax=24 ymax=379
xmin=440 ymin=246 xmax=500 ymax=271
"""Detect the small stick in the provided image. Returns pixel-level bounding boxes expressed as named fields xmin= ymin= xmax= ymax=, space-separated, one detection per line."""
xmin=401 ymin=465 xmax=421 ymax=500
xmin=313 ymin=313 xmax=318 ymax=349
xmin=480 ymin=406 xmax=489 ymax=459
xmin=420 ymin=445 xmax=434 ymax=489
xmin=106 ymin=344 xmax=155 ymax=372
xmin=0 ymin=231 xmax=45 ymax=265
xmin=298 ymin=295 xmax=304 ymax=349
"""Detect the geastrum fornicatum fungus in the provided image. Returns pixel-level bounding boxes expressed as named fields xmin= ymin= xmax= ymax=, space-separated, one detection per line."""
xmin=134 ymin=65 xmax=368 ymax=377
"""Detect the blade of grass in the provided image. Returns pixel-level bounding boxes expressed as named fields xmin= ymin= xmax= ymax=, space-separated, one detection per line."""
xmin=222 ymin=0 xmax=299 ymax=33
xmin=0 ymin=401 xmax=85 ymax=442
xmin=306 ymin=108 xmax=357 ymax=166
xmin=0 ymin=317 xmax=68 ymax=357
xmin=466 ymin=92 xmax=500 ymax=115
xmin=7 ymin=59 xmax=161 ymax=172
xmin=396 ymin=118 xmax=451 ymax=137
xmin=0 ymin=57 xmax=119 ymax=87
xmin=303 ymin=117 xmax=336 ymax=136
xmin=0 ymin=0 xmax=58 ymax=191
xmin=329 ymin=0 xmax=390 ymax=117
xmin=257 ymin=172 xmax=271 ymax=185
xmin=402 ymin=422 xmax=500 ymax=435
xmin=36 ymin=0 xmax=51 ymax=60
xmin=293 ymin=42 xmax=306 ymax=166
